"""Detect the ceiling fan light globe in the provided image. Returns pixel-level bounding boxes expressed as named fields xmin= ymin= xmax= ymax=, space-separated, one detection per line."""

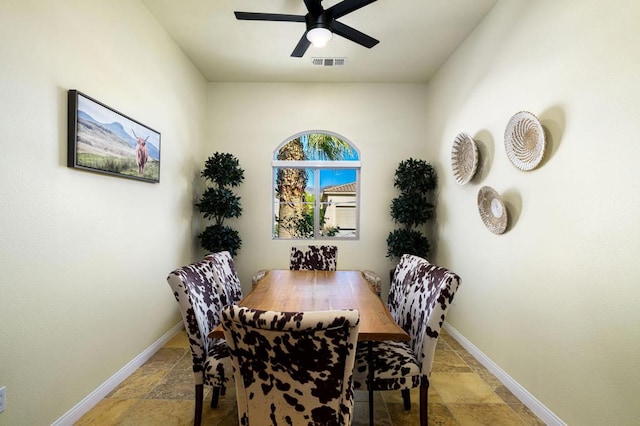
xmin=306 ymin=27 xmax=332 ymax=48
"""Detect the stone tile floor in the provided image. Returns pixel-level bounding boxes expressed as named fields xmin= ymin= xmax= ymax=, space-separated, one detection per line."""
xmin=76 ymin=329 xmax=544 ymax=425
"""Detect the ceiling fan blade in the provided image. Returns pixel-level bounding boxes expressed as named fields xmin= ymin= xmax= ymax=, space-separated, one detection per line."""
xmin=291 ymin=33 xmax=311 ymax=57
xmin=332 ymin=21 xmax=379 ymax=48
xmin=234 ymin=12 xmax=305 ymax=22
xmin=303 ymin=0 xmax=323 ymax=15
xmin=327 ymin=0 xmax=378 ymax=19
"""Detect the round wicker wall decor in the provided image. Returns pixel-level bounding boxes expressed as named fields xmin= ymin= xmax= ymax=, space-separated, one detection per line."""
xmin=477 ymin=186 xmax=507 ymax=234
xmin=504 ymin=111 xmax=545 ymax=171
xmin=451 ymin=132 xmax=478 ymax=185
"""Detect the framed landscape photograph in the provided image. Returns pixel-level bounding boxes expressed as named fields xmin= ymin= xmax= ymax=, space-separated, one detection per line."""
xmin=67 ymin=90 xmax=161 ymax=183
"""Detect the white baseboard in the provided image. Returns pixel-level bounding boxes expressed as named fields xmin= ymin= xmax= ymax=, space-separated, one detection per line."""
xmin=52 ymin=322 xmax=185 ymax=426
xmin=443 ymin=322 xmax=566 ymax=426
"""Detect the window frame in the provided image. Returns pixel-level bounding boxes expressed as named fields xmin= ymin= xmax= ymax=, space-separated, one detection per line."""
xmin=272 ymin=132 xmax=361 ymax=241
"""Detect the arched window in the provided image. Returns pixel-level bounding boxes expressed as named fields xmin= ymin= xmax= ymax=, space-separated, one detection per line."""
xmin=272 ymin=131 xmax=361 ymax=240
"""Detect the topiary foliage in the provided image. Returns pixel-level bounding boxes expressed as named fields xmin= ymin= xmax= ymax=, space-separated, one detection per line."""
xmin=390 ymin=193 xmax=434 ymax=229
xmin=387 ymin=158 xmax=437 ymax=260
xmin=196 ymin=188 xmax=242 ymax=225
xmin=201 ymin=152 xmax=245 ymax=188
xmin=196 ymin=152 xmax=244 ymax=257
xmin=386 ymin=229 xmax=431 ymax=260
xmin=198 ymin=224 xmax=242 ymax=256
xmin=393 ymin=158 xmax=437 ymax=194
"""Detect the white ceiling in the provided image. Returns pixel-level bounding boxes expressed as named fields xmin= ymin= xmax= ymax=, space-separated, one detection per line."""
xmin=141 ymin=0 xmax=497 ymax=83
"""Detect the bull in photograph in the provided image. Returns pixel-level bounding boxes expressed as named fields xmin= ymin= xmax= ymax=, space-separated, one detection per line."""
xmin=132 ymin=129 xmax=149 ymax=175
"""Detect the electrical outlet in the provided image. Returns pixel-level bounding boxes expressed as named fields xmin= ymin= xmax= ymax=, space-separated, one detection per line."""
xmin=0 ymin=386 xmax=6 ymax=413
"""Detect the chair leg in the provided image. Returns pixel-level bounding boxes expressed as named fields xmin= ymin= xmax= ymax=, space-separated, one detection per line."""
xmin=210 ymin=386 xmax=221 ymax=408
xmin=194 ymin=384 xmax=204 ymax=426
xmin=402 ymin=389 xmax=411 ymax=410
xmin=419 ymin=382 xmax=429 ymax=426
xmin=367 ymin=341 xmax=375 ymax=426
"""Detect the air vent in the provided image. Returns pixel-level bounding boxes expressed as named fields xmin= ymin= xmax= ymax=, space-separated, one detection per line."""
xmin=311 ymin=57 xmax=346 ymax=67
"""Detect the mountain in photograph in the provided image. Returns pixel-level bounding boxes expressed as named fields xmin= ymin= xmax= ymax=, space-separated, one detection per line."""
xmin=77 ymin=110 xmax=160 ymax=160
xmin=76 ymin=112 xmax=135 ymax=159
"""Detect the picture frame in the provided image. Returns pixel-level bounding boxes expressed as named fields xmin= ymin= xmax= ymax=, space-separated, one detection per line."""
xmin=67 ymin=89 xmax=161 ymax=183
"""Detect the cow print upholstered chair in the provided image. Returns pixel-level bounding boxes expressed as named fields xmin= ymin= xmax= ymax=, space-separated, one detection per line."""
xmin=221 ymin=306 xmax=360 ymax=426
xmin=205 ymin=251 xmax=243 ymax=305
xmin=352 ymin=260 xmax=461 ymax=426
xmin=289 ymin=245 xmax=338 ymax=271
xmin=250 ymin=268 xmax=269 ymax=288
xmin=166 ymin=260 xmax=233 ymax=426
xmin=361 ymin=270 xmax=382 ymax=297
xmin=386 ymin=254 xmax=427 ymax=323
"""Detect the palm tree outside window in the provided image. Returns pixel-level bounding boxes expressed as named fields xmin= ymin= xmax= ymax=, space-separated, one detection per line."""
xmin=273 ymin=131 xmax=360 ymax=240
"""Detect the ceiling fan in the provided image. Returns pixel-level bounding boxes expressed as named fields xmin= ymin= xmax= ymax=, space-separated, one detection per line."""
xmin=234 ymin=0 xmax=379 ymax=57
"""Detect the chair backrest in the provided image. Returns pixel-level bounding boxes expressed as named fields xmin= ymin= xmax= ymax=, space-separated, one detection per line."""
xmin=166 ymin=260 xmax=226 ymax=383
xmin=205 ymin=251 xmax=243 ymax=305
xmin=289 ymin=245 xmax=338 ymax=270
xmin=221 ymin=306 xmax=360 ymax=426
xmin=398 ymin=261 xmax=461 ymax=379
xmin=387 ymin=254 xmax=427 ymax=323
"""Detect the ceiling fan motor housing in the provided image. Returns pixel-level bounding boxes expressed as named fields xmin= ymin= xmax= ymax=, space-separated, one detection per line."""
xmin=305 ymin=10 xmax=332 ymax=32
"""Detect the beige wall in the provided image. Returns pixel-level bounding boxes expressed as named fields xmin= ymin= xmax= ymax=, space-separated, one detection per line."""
xmin=0 ymin=1 xmax=207 ymax=424
xmin=3 ymin=0 xmax=637 ymax=424
xmin=424 ymin=0 xmax=640 ymax=424
xmin=205 ymin=83 xmax=429 ymax=291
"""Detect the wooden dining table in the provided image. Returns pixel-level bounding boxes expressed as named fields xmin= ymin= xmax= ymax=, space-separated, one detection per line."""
xmin=210 ymin=269 xmax=409 ymax=426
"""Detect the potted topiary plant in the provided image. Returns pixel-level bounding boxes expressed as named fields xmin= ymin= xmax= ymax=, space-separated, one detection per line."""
xmin=196 ymin=152 xmax=244 ymax=256
xmin=386 ymin=158 xmax=437 ymax=263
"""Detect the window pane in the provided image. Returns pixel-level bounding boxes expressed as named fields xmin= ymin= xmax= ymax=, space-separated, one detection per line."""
xmin=275 ymin=134 xmax=359 ymax=161
xmin=320 ymin=169 xmax=358 ymax=238
xmin=274 ymin=167 xmax=315 ymax=239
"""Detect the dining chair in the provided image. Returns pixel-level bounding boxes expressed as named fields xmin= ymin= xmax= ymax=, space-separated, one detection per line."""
xmin=387 ymin=254 xmax=427 ymax=322
xmin=205 ymin=251 xmax=243 ymax=305
xmin=361 ymin=270 xmax=382 ymax=297
xmin=352 ymin=260 xmax=461 ymax=426
xmin=166 ymin=260 xmax=234 ymax=426
xmin=250 ymin=268 xmax=269 ymax=287
xmin=289 ymin=245 xmax=382 ymax=296
xmin=221 ymin=305 xmax=360 ymax=426
xmin=289 ymin=245 xmax=338 ymax=270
